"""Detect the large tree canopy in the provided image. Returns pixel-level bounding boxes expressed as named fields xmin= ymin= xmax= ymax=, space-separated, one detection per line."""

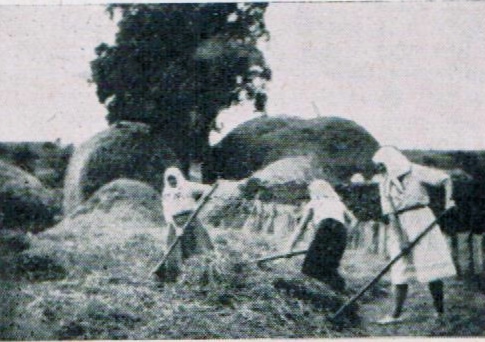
xmin=91 ymin=3 xmax=271 ymax=171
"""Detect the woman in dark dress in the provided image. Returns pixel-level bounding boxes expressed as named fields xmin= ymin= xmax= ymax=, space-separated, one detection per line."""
xmin=287 ymin=180 xmax=357 ymax=292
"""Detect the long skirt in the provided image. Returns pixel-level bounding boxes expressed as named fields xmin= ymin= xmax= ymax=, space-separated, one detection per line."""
xmin=302 ymin=219 xmax=347 ymax=292
xmin=388 ymin=206 xmax=456 ymax=284
xmin=164 ymin=212 xmax=214 ymax=282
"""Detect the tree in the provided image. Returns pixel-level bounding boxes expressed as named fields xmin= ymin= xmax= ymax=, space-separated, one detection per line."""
xmin=90 ymin=3 xmax=271 ymax=175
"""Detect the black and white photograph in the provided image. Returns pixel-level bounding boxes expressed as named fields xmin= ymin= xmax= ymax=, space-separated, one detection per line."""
xmin=1 ymin=0 xmax=485 ymax=339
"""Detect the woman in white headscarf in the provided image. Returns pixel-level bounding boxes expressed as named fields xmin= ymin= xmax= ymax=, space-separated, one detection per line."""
xmin=287 ymin=179 xmax=357 ymax=292
xmin=372 ymin=146 xmax=456 ymax=324
xmin=162 ymin=167 xmax=214 ymax=281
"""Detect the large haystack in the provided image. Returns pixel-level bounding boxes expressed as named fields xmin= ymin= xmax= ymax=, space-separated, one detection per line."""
xmin=208 ymin=116 xmax=380 ymax=182
xmin=24 ymin=178 xmax=166 ymax=280
xmin=63 ymin=121 xmax=180 ymax=214
xmin=0 ymin=160 xmax=58 ymax=230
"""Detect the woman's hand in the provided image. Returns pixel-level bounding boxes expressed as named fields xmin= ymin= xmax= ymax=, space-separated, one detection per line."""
xmin=445 ymin=199 xmax=456 ymax=210
xmin=174 ymin=226 xmax=184 ymax=237
xmin=169 ymin=223 xmax=184 ymax=237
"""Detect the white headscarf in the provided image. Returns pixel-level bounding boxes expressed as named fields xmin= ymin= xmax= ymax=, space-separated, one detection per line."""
xmin=162 ymin=167 xmax=193 ymax=222
xmin=372 ymin=146 xmax=412 ymax=194
xmin=163 ymin=167 xmax=188 ymax=193
xmin=307 ymin=179 xmax=348 ymax=225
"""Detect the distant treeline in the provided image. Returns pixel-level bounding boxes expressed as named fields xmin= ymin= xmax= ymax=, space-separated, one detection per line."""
xmin=0 ymin=141 xmax=74 ymax=189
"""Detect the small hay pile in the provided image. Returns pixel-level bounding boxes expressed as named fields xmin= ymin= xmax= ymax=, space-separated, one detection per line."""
xmin=63 ymin=121 xmax=180 ymax=214
xmin=0 ymin=160 xmax=59 ymax=231
xmin=245 ymin=156 xmax=320 ymax=204
xmin=70 ymin=178 xmax=164 ymax=224
xmin=208 ymin=116 xmax=379 ymax=183
xmin=22 ymin=179 xmax=166 ymax=281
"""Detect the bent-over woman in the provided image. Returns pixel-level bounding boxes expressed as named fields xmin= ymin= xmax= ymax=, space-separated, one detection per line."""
xmin=372 ymin=146 xmax=456 ymax=324
xmin=162 ymin=167 xmax=214 ymax=282
xmin=288 ymin=179 xmax=357 ymax=292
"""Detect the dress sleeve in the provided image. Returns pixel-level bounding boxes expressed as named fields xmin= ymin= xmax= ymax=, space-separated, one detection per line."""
xmin=414 ymin=164 xmax=449 ymax=186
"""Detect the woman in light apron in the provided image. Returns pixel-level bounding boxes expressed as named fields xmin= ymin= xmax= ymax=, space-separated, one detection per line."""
xmin=372 ymin=146 xmax=456 ymax=324
xmin=162 ymin=167 xmax=214 ymax=282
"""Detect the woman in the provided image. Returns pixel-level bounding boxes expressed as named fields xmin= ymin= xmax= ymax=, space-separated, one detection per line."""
xmin=287 ymin=179 xmax=357 ymax=292
xmin=161 ymin=167 xmax=214 ymax=282
xmin=372 ymin=146 xmax=456 ymax=324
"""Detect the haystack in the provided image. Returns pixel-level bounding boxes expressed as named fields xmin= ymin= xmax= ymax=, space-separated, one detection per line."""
xmin=0 ymin=160 xmax=58 ymax=230
xmin=208 ymin=116 xmax=380 ymax=182
xmin=70 ymin=178 xmax=164 ymax=224
xmin=63 ymin=121 xmax=180 ymax=214
xmin=24 ymin=178 xmax=166 ymax=280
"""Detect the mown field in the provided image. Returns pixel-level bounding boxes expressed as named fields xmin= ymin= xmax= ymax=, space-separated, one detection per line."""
xmin=0 ymin=222 xmax=364 ymax=340
xmin=1 ymin=218 xmax=484 ymax=339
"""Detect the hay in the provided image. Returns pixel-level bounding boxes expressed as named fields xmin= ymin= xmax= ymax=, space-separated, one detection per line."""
xmin=199 ymin=179 xmax=247 ymax=227
xmin=0 ymin=160 xmax=59 ymax=230
xmin=63 ymin=121 xmax=180 ymax=214
xmin=209 ymin=116 xmax=379 ymax=182
xmin=177 ymin=230 xmax=360 ymax=327
xmin=70 ymin=178 xmax=164 ymax=224
xmin=24 ymin=183 xmax=166 ymax=280
xmin=8 ymin=224 xmax=365 ymax=339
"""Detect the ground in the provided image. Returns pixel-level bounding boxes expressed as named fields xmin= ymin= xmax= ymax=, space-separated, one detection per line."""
xmin=1 ymin=224 xmax=484 ymax=339
xmin=341 ymin=249 xmax=485 ymax=337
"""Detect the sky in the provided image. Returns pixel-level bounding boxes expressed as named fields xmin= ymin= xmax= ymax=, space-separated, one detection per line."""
xmin=1 ymin=1 xmax=485 ymax=150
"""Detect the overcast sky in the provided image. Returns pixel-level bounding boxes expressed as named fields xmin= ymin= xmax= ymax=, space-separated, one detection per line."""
xmin=1 ymin=2 xmax=485 ymax=150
